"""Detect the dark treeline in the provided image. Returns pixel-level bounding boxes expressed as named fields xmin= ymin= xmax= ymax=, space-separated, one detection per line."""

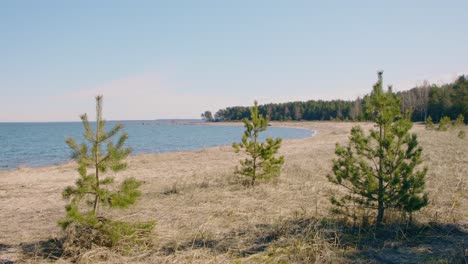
xmin=213 ymin=100 xmax=355 ymax=122
xmin=207 ymin=75 xmax=467 ymax=123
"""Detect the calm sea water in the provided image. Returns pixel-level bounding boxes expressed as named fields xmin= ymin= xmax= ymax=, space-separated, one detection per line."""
xmin=0 ymin=120 xmax=313 ymax=170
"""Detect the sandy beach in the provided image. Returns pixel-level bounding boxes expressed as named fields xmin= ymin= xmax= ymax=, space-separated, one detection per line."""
xmin=1 ymin=121 xmax=467 ymax=263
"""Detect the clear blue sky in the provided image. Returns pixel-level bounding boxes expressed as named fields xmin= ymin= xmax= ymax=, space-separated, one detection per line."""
xmin=1 ymin=1 xmax=467 ymax=121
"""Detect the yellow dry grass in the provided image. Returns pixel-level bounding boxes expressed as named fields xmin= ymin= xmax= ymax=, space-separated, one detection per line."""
xmin=0 ymin=121 xmax=466 ymax=263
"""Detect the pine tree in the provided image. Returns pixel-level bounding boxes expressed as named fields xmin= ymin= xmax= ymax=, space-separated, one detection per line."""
xmin=454 ymin=114 xmax=464 ymax=128
xmin=233 ymin=101 xmax=284 ymax=186
xmin=425 ymin=116 xmax=434 ymax=130
xmin=328 ymin=72 xmax=428 ymax=226
xmin=60 ymin=95 xmax=141 ymax=228
xmin=438 ymin=116 xmax=452 ymax=131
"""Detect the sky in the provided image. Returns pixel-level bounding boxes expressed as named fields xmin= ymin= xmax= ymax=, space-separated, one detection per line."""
xmin=1 ymin=1 xmax=467 ymax=122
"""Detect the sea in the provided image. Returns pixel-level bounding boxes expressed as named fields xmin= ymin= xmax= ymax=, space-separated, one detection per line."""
xmin=0 ymin=120 xmax=314 ymax=170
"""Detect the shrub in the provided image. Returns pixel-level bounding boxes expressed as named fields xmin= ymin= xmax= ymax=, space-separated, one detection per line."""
xmin=458 ymin=130 xmax=465 ymax=139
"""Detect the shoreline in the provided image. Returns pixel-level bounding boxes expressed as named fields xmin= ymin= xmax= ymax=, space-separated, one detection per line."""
xmin=0 ymin=122 xmax=316 ymax=172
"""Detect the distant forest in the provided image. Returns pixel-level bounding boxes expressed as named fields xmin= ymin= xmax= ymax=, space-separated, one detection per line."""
xmin=203 ymin=75 xmax=467 ymax=124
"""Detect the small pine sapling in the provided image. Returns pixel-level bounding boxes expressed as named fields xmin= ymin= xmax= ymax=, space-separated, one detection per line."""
xmin=425 ymin=116 xmax=434 ymax=130
xmin=328 ymin=72 xmax=428 ymax=227
xmin=438 ymin=116 xmax=451 ymax=131
xmin=59 ymin=96 xmax=155 ymax=255
xmin=60 ymin=95 xmax=141 ymax=228
xmin=233 ymin=101 xmax=284 ymax=186
xmin=454 ymin=114 xmax=465 ymax=128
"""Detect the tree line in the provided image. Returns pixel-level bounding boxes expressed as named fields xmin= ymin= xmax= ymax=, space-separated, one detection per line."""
xmin=203 ymin=75 xmax=467 ymax=123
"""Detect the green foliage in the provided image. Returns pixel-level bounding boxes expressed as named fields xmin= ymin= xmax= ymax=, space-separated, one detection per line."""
xmin=427 ymin=76 xmax=467 ymax=123
xmin=232 ymin=101 xmax=284 ymax=185
xmin=425 ymin=116 xmax=434 ymax=130
xmin=201 ymin=110 xmax=214 ymax=122
xmin=60 ymin=95 xmax=141 ymax=229
xmin=213 ymin=75 xmax=467 ymax=123
xmin=458 ymin=130 xmax=465 ymax=139
xmin=328 ymin=72 xmax=428 ymax=226
xmin=454 ymin=114 xmax=464 ymax=128
xmin=438 ymin=116 xmax=452 ymax=131
xmin=215 ymin=100 xmax=354 ymax=122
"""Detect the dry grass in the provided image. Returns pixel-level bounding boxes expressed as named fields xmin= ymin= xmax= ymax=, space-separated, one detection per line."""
xmin=0 ymin=121 xmax=467 ymax=263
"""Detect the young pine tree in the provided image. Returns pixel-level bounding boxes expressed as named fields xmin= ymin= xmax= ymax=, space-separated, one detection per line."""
xmin=438 ymin=116 xmax=452 ymax=131
xmin=454 ymin=114 xmax=465 ymax=128
xmin=60 ymin=95 xmax=141 ymax=229
xmin=328 ymin=72 xmax=428 ymax=226
xmin=233 ymin=101 xmax=284 ymax=186
xmin=425 ymin=116 xmax=434 ymax=130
